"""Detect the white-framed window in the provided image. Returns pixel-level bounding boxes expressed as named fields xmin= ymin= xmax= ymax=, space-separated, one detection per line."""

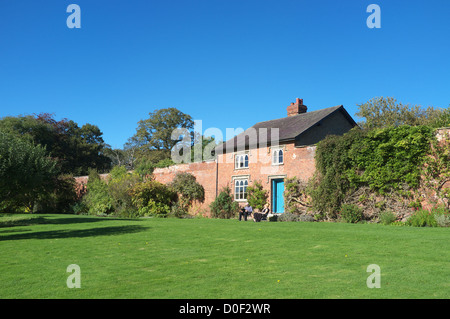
xmin=234 ymin=179 xmax=248 ymax=201
xmin=272 ymin=148 xmax=284 ymax=165
xmin=235 ymin=153 xmax=249 ymax=169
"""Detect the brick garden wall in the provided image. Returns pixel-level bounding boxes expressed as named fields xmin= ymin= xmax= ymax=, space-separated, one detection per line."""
xmin=153 ymin=142 xmax=317 ymax=216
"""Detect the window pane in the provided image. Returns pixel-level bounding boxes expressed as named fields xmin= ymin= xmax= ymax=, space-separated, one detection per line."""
xmin=244 ymin=155 xmax=249 ymax=167
xmin=243 ymin=180 xmax=248 ymax=199
xmin=279 ymin=150 xmax=283 ymax=163
xmin=273 ymin=150 xmax=278 ymax=164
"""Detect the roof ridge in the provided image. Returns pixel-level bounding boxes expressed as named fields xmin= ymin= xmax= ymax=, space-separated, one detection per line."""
xmin=251 ymin=104 xmax=343 ymax=127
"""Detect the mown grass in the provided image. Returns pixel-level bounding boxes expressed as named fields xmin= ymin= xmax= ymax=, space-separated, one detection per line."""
xmin=0 ymin=214 xmax=448 ymax=299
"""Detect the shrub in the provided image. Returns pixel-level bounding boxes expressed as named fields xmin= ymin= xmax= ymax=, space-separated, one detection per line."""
xmin=284 ymin=177 xmax=311 ymax=215
xmin=277 ymin=213 xmax=301 ymax=222
xmin=82 ymin=177 xmax=114 ymax=216
xmin=170 ymin=202 xmax=188 ymax=218
xmin=435 ymin=213 xmax=450 ymax=227
xmin=432 ymin=205 xmax=450 ymax=227
xmin=169 ymin=172 xmax=205 ymax=212
xmin=379 ymin=211 xmax=397 ymax=225
xmin=209 ymin=187 xmax=239 ymax=219
xmin=246 ymin=181 xmax=268 ymax=211
xmin=339 ymin=204 xmax=363 ymax=223
xmin=107 ymin=166 xmax=140 ymax=216
xmin=310 ymin=125 xmax=433 ymax=219
xmin=407 ymin=209 xmax=437 ymax=227
xmin=35 ymin=174 xmax=78 ymax=214
xmin=135 ymin=158 xmax=175 ymax=177
xmin=130 ymin=180 xmax=177 ymax=217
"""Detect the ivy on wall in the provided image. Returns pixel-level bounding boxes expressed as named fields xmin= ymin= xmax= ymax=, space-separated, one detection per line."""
xmin=308 ymin=125 xmax=437 ymax=218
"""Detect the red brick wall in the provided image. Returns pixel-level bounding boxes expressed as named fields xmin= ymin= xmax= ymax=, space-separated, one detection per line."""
xmin=152 ymin=160 xmax=218 ymax=216
xmin=153 ymin=142 xmax=316 ymax=216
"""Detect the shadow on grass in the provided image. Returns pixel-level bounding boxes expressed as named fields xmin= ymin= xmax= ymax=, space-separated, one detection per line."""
xmin=0 ymin=214 xmax=142 ymax=228
xmin=0 ymin=225 xmax=150 ymax=241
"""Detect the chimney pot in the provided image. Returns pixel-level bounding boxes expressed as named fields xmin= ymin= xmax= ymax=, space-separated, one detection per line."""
xmin=287 ymin=98 xmax=307 ymax=116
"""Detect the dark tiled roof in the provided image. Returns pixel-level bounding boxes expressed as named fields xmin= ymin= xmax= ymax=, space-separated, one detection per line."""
xmin=216 ymin=105 xmax=354 ymax=153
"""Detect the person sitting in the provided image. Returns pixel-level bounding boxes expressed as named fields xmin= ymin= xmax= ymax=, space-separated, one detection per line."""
xmin=253 ymin=204 xmax=270 ymax=222
xmin=260 ymin=204 xmax=270 ymax=221
xmin=239 ymin=203 xmax=252 ymax=221
xmin=244 ymin=203 xmax=253 ymax=220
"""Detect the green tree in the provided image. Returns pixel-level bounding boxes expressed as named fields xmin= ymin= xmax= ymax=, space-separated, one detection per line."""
xmin=130 ymin=108 xmax=194 ymax=156
xmin=0 ymin=132 xmax=58 ymax=212
xmin=356 ymin=97 xmax=449 ymax=130
xmin=0 ymin=113 xmax=111 ymax=175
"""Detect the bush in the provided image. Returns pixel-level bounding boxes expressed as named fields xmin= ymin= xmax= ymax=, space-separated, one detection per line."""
xmin=310 ymin=125 xmax=434 ymax=219
xmin=339 ymin=204 xmax=363 ymax=223
xmin=169 ymin=172 xmax=205 ymax=213
xmin=407 ymin=209 xmax=437 ymax=227
xmin=130 ymin=180 xmax=177 ymax=217
xmin=107 ymin=166 xmax=140 ymax=216
xmin=170 ymin=202 xmax=188 ymax=218
xmin=246 ymin=181 xmax=268 ymax=211
xmin=82 ymin=176 xmax=114 ymax=216
xmin=35 ymin=174 xmax=78 ymax=214
xmin=277 ymin=213 xmax=300 ymax=222
xmin=209 ymin=187 xmax=239 ymax=219
xmin=379 ymin=211 xmax=397 ymax=225
xmin=435 ymin=213 xmax=450 ymax=227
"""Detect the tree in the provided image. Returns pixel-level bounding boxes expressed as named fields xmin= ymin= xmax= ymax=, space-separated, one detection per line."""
xmin=0 ymin=132 xmax=59 ymax=212
xmin=0 ymin=113 xmax=111 ymax=175
xmin=356 ymin=97 xmax=449 ymax=130
xmin=130 ymin=108 xmax=194 ymax=161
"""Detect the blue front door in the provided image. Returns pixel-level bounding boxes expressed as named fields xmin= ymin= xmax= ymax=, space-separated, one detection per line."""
xmin=272 ymin=179 xmax=284 ymax=213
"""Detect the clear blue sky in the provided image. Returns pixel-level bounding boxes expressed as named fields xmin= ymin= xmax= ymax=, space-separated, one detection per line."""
xmin=1 ymin=0 xmax=449 ymax=149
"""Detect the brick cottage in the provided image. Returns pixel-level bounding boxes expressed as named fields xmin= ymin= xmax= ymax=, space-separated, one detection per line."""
xmin=153 ymin=98 xmax=357 ymax=216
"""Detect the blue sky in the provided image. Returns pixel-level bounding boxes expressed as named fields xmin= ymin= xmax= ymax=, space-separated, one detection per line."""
xmin=1 ymin=0 xmax=449 ymax=149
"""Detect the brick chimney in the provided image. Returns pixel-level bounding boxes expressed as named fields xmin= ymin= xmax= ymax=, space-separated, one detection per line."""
xmin=287 ymin=98 xmax=307 ymax=116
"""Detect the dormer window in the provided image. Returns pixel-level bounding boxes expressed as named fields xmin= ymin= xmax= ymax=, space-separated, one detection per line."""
xmin=235 ymin=153 xmax=249 ymax=169
xmin=272 ymin=149 xmax=283 ymax=165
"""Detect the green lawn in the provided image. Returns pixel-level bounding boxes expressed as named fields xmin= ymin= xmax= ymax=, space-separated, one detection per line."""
xmin=0 ymin=214 xmax=448 ymax=299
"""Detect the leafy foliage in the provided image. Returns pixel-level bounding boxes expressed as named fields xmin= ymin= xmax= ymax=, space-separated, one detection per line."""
xmin=310 ymin=125 xmax=433 ymax=218
xmin=338 ymin=204 xmax=363 ymax=223
xmin=129 ymin=180 xmax=177 ymax=217
xmin=82 ymin=171 xmax=114 ymax=216
xmin=130 ymin=107 xmax=194 ymax=152
xmin=0 ymin=113 xmax=110 ymax=175
xmin=169 ymin=172 xmax=205 ymax=213
xmin=209 ymin=187 xmax=239 ymax=219
xmin=246 ymin=181 xmax=268 ymax=211
xmin=379 ymin=211 xmax=397 ymax=225
xmin=284 ymin=177 xmax=312 ymax=214
xmin=406 ymin=209 xmax=438 ymax=227
xmin=107 ymin=166 xmax=141 ymax=216
xmin=35 ymin=174 xmax=78 ymax=214
xmin=0 ymin=132 xmax=59 ymax=212
xmin=356 ymin=97 xmax=450 ymax=130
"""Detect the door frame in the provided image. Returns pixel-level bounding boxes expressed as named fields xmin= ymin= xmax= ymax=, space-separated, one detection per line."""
xmin=271 ymin=178 xmax=285 ymax=214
